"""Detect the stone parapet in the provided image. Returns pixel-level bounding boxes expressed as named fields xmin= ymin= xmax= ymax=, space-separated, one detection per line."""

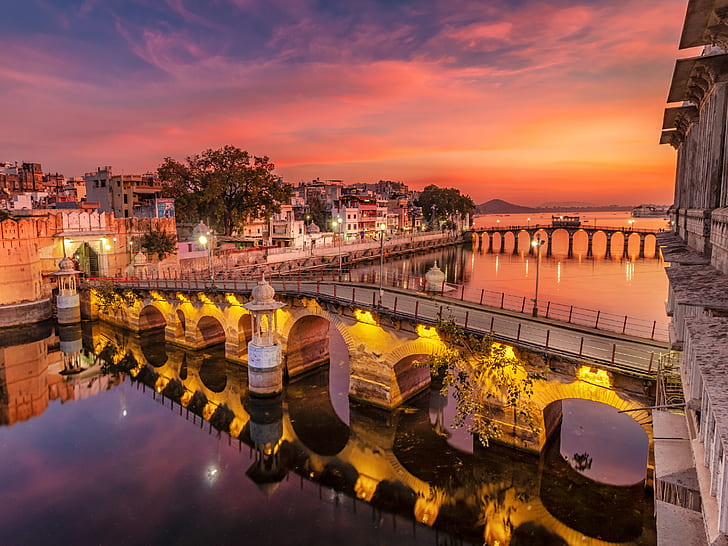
xmin=686 ymin=208 xmax=714 ymax=256
xmin=682 ymin=317 xmax=728 ymax=543
xmin=665 ymin=265 xmax=728 ymax=347
xmin=712 ymin=208 xmax=728 ymax=274
xmin=657 ymin=231 xmax=711 ymax=265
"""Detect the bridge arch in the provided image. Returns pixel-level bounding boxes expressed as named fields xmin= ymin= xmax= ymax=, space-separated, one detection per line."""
xmin=138 ymin=303 xmax=167 ymax=331
xmin=285 ymin=314 xmax=332 ymax=377
xmin=286 ymin=368 xmax=350 ymax=456
xmin=139 ymin=329 xmax=168 ymax=367
xmin=531 ymin=377 xmax=651 ymax=450
xmin=198 ymin=354 xmax=228 ymax=393
xmin=278 ymin=306 xmax=358 ymax=363
xmin=196 ymin=315 xmax=226 ymax=346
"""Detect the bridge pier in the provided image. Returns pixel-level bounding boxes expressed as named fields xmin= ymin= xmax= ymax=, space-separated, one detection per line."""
xmin=567 ymin=233 xmax=574 ymax=259
xmin=587 ymin=234 xmax=593 ymax=257
xmin=545 ymin=232 xmax=553 ymax=257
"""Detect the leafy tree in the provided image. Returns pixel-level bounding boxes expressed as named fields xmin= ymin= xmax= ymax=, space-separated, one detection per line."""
xmin=93 ymin=281 xmax=141 ymax=314
xmin=306 ymin=193 xmax=327 ymax=231
xmin=158 ymin=145 xmax=292 ymax=236
xmin=415 ymin=185 xmax=475 ymax=228
xmin=139 ymin=224 xmax=178 ymax=261
xmin=422 ymin=313 xmax=544 ymax=446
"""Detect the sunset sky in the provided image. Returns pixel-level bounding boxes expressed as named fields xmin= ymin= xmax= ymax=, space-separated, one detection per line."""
xmin=1 ymin=0 xmax=693 ymax=206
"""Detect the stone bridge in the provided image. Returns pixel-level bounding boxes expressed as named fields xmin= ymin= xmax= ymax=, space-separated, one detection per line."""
xmin=86 ymin=281 xmax=654 ymax=452
xmin=468 ymin=225 xmax=663 ymax=258
xmin=87 ymin=321 xmax=653 ymax=544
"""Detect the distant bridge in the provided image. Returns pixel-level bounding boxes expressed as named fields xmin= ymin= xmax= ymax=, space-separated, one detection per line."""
xmin=467 ymin=224 xmax=665 ymax=258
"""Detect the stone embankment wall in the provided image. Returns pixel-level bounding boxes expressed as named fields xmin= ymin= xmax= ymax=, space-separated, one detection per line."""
xmin=0 ymin=211 xmax=177 ymax=327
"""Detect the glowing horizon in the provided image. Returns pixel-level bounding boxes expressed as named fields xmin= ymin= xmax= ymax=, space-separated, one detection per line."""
xmin=0 ymin=0 xmax=690 ymax=206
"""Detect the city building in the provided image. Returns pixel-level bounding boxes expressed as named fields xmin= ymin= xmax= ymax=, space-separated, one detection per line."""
xmin=269 ymin=204 xmax=306 ymax=247
xmin=84 ymin=166 xmax=168 ymax=218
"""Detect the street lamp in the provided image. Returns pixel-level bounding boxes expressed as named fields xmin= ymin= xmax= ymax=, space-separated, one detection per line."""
xmin=531 ymin=233 xmax=545 ymax=317
xmin=378 ymin=222 xmax=387 ymax=306
xmin=198 ymin=233 xmax=212 ymax=281
xmin=331 ymin=218 xmax=342 ymax=276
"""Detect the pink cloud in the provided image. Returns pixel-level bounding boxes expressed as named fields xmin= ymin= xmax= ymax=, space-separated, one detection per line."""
xmin=0 ymin=0 xmax=686 ymax=206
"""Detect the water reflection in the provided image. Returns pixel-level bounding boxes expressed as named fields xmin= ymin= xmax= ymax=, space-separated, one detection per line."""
xmin=0 ymin=315 xmax=656 ymax=545
xmin=358 ymin=238 xmax=667 ymax=323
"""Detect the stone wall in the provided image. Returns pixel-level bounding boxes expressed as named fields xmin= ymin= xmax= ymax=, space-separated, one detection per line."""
xmin=0 ymin=211 xmax=177 ymax=326
xmin=711 ymin=207 xmax=728 ymax=273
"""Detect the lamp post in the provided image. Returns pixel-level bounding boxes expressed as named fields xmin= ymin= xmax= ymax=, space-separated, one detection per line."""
xmin=198 ymin=233 xmax=212 ymax=281
xmin=531 ymin=233 xmax=545 ymax=317
xmin=378 ymin=222 xmax=387 ymax=306
xmin=331 ymin=218 xmax=342 ymax=276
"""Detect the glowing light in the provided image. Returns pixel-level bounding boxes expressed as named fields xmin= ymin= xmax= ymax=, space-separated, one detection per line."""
xmin=176 ymin=292 xmax=190 ymax=303
xmin=198 ymin=234 xmax=208 ymax=246
xmin=180 ymin=391 xmax=193 ymax=406
xmin=576 ymin=365 xmax=612 ymax=388
xmin=150 ymin=290 xmax=167 ymax=302
xmin=198 ymin=293 xmax=214 ymax=305
xmin=154 ymin=376 xmax=170 ymax=393
xmin=354 ymin=474 xmax=379 ymax=502
xmin=225 ymin=293 xmax=240 ymax=306
xmin=205 ymin=464 xmax=220 ymax=486
xmin=416 ymin=324 xmax=440 ymax=340
xmin=229 ymin=417 xmax=245 ymax=438
xmin=625 ymin=261 xmax=634 ymax=282
xmin=353 ymin=309 xmax=377 ymax=325
xmin=202 ymin=402 xmax=216 ymax=420
xmin=492 ymin=342 xmax=516 ymax=360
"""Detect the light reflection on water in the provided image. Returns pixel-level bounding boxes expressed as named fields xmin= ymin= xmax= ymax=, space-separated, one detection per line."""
xmin=0 ymin=208 xmax=665 ymax=546
xmin=360 ymin=215 xmax=667 ymax=324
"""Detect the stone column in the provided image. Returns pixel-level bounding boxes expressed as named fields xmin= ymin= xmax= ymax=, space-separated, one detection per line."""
xmin=243 ymin=277 xmax=286 ymax=397
xmin=586 ymin=233 xmax=593 ymax=257
xmin=54 ymin=257 xmax=81 ymax=324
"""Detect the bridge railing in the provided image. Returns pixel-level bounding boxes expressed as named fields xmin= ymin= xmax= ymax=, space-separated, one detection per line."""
xmin=89 ymin=275 xmax=663 ymax=375
xmin=92 ymin=267 xmax=669 ymax=343
xmin=469 ymin=224 xmax=666 ymax=234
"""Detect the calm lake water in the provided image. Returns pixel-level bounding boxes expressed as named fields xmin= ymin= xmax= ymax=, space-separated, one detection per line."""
xmin=0 ymin=211 xmax=664 ymax=545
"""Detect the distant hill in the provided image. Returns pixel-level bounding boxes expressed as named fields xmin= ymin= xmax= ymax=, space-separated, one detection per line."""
xmin=539 ymin=201 xmax=594 ymax=208
xmin=475 ymin=199 xmax=634 ymax=214
xmin=475 ymin=199 xmax=538 ymax=214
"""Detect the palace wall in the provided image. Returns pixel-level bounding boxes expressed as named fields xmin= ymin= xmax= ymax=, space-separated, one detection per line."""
xmin=0 ymin=211 xmax=178 ymax=326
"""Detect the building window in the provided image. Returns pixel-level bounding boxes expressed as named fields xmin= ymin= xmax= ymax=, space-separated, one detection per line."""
xmin=123 ymin=194 xmax=128 ymax=204
xmin=101 ymin=181 xmax=106 ymax=187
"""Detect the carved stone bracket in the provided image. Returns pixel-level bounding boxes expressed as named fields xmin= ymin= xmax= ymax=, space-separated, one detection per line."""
xmin=707 ymin=7 xmax=728 ymax=50
xmin=687 ymin=63 xmax=717 ymax=107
